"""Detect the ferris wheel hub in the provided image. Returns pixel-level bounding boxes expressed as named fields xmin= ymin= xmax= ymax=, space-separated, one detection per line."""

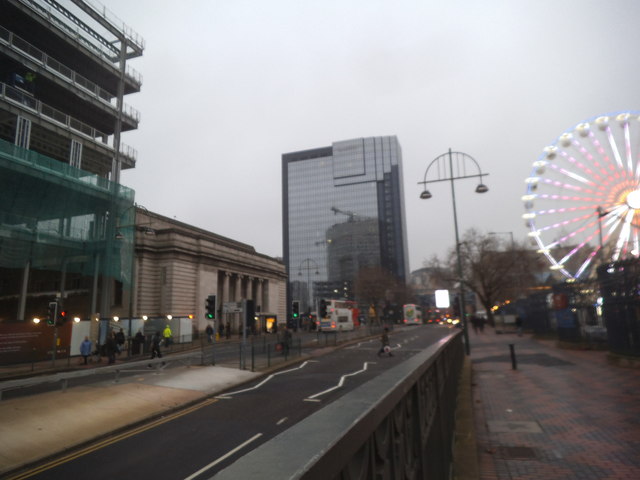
xmin=626 ymin=189 xmax=640 ymax=209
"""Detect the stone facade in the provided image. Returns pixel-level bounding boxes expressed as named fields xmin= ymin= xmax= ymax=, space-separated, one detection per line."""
xmin=110 ymin=207 xmax=286 ymax=333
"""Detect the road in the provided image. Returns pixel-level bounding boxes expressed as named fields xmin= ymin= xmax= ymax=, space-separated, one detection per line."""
xmin=18 ymin=325 xmax=453 ymax=480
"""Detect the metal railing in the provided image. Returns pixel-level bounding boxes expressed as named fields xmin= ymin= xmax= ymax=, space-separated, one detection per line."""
xmin=213 ymin=331 xmax=464 ymax=479
xmin=0 ymin=351 xmax=200 ymax=400
xmin=0 ymin=82 xmax=138 ymax=164
xmin=0 ymin=24 xmax=140 ymax=121
xmin=16 ymin=0 xmax=143 ymax=84
xmin=0 ymin=326 xmax=387 ymax=397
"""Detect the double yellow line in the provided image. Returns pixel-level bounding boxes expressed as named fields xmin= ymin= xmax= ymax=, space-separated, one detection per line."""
xmin=7 ymin=397 xmax=219 ymax=480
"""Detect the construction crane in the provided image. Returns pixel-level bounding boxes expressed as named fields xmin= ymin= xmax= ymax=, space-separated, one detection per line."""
xmin=330 ymin=206 xmax=359 ymax=222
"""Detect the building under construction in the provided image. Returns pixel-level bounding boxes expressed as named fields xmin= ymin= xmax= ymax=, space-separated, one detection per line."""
xmin=0 ymin=0 xmax=143 ymax=328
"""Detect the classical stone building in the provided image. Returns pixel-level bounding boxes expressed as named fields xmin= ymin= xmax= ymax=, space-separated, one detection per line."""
xmin=110 ymin=207 xmax=287 ymax=334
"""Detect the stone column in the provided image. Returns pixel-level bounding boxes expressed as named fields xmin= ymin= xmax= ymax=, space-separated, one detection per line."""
xmin=256 ymin=279 xmax=264 ymax=312
xmin=235 ymin=275 xmax=243 ymax=301
xmin=223 ymin=272 xmax=231 ymax=304
xmin=246 ymin=277 xmax=254 ymax=301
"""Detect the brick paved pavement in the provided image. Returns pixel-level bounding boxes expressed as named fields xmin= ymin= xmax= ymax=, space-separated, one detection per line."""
xmin=470 ymin=327 xmax=640 ymax=480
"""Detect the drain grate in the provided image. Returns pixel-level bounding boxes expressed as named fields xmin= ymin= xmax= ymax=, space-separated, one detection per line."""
xmin=498 ymin=446 xmax=538 ymax=460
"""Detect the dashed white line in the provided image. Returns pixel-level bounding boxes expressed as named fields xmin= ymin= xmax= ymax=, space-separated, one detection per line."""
xmin=305 ymin=362 xmax=375 ymax=401
xmin=216 ymin=360 xmax=316 ymax=399
xmin=276 ymin=417 xmax=288 ymax=425
xmin=183 ymin=433 xmax=263 ymax=480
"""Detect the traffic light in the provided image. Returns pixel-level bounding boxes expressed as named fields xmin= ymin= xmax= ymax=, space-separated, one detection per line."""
xmin=205 ymin=295 xmax=216 ymax=319
xmin=319 ymin=299 xmax=327 ymax=318
xmin=292 ymin=301 xmax=299 ymax=319
xmin=56 ymin=308 xmax=67 ymax=326
xmin=47 ymin=301 xmax=57 ymax=326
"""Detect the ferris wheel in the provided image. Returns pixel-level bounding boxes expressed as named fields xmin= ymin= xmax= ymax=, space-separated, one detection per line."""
xmin=523 ymin=111 xmax=640 ymax=280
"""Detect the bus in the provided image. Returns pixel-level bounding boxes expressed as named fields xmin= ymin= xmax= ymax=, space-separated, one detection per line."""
xmin=403 ymin=304 xmax=423 ymax=325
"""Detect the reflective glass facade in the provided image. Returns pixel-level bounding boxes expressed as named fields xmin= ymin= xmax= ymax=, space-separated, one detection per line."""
xmin=282 ymin=136 xmax=409 ymax=311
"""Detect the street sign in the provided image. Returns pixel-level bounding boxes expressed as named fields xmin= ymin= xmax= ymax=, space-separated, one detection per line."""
xmin=223 ymin=302 xmax=242 ymax=313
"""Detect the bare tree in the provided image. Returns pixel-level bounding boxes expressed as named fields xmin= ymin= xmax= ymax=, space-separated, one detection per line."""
xmin=428 ymin=228 xmax=543 ymax=325
xmin=354 ymin=266 xmax=399 ymax=324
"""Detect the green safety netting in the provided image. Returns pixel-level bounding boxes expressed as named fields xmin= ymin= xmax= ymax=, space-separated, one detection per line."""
xmin=0 ymin=137 xmax=135 ymax=290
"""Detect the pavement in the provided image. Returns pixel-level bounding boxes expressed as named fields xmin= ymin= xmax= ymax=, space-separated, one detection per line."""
xmin=466 ymin=326 xmax=640 ymax=480
xmin=1 ymin=328 xmax=639 ymax=479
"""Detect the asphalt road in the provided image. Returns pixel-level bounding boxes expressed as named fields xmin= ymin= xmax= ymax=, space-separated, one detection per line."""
xmin=21 ymin=325 xmax=453 ymax=480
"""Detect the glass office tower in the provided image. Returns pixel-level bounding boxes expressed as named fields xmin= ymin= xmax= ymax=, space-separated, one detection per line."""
xmin=282 ymin=136 xmax=409 ymax=313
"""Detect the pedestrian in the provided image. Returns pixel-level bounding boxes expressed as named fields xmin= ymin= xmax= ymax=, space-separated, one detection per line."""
xmin=80 ymin=336 xmax=92 ymax=365
xmin=471 ymin=315 xmax=479 ymax=334
xmin=133 ymin=329 xmax=145 ymax=355
xmin=225 ymin=321 xmax=231 ymax=339
xmin=115 ymin=327 xmax=125 ymax=354
xmin=163 ymin=324 xmax=172 ymax=347
xmin=150 ymin=331 xmax=162 ymax=359
xmin=205 ymin=324 xmax=214 ymax=343
xmin=105 ymin=331 xmax=117 ymax=364
xmin=478 ymin=316 xmax=485 ymax=333
xmin=217 ymin=322 xmax=224 ymax=340
xmin=377 ymin=327 xmax=393 ymax=357
xmin=282 ymin=326 xmax=292 ymax=356
xmin=516 ymin=316 xmax=523 ymax=336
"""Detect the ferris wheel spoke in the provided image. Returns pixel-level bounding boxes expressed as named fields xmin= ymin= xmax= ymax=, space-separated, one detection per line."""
xmin=560 ymin=140 xmax=607 ymax=185
xmin=604 ymin=126 xmax=625 ymax=170
xmin=612 ymin=209 xmax=635 ymax=260
xmin=623 ymin=119 xmax=634 ymax=174
xmin=545 ymin=163 xmax=596 ymax=189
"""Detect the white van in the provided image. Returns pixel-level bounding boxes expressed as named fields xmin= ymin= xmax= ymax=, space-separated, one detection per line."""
xmin=319 ymin=307 xmax=354 ymax=331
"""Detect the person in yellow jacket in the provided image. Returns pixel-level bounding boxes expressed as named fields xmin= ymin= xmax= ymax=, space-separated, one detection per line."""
xmin=163 ymin=324 xmax=172 ymax=347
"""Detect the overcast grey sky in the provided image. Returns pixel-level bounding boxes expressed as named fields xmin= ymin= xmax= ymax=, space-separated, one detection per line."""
xmin=107 ymin=0 xmax=640 ymax=272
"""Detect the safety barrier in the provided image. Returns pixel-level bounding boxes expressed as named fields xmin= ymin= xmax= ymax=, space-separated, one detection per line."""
xmin=213 ymin=330 xmax=464 ymax=479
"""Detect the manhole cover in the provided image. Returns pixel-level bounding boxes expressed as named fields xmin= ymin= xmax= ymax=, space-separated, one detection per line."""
xmin=488 ymin=420 xmax=543 ymax=433
xmin=499 ymin=446 xmax=538 ymax=460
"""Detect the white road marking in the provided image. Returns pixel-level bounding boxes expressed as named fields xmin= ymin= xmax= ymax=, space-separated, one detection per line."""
xmin=183 ymin=433 xmax=263 ymax=480
xmin=276 ymin=417 xmax=288 ymax=425
xmin=216 ymin=361 xmax=316 ymax=398
xmin=305 ymin=362 xmax=375 ymax=401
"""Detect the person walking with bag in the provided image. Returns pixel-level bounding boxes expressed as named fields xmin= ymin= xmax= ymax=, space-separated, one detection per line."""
xmin=377 ymin=327 xmax=393 ymax=357
xmin=150 ymin=331 xmax=162 ymax=359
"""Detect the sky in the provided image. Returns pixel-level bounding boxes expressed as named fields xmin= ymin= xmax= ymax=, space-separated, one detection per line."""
xmin=102 ymin=0 xmax=640 ymax=272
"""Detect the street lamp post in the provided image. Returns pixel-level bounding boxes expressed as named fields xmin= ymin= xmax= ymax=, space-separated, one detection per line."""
xmin=419 ymin=149 xmax=489 ymax=355
xmin=298 ymin=258 xmax=319 ymax=326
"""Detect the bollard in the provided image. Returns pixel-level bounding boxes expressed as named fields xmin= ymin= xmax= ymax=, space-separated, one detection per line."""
xmin=509 ymin=343 xmax=517 ymax=370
